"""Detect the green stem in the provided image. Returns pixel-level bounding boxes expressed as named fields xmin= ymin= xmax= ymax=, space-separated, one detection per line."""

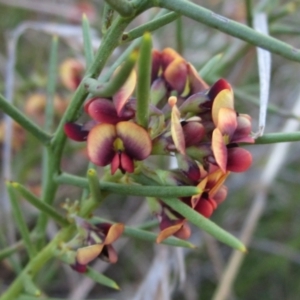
xmin=35 ymin=147 xmax=59 ymax=247
xmin=82 ymin=15 xmax=95 ymax=68
xmin=99 ymin=37 xmax=142 ymax=84
xmin=270 ymin=24 xmax=300 ymax=36
xmin=86 ymin=266 xmax=120 ymax=290
xmin=104 ymin=0 xmax=135 ymax=17
xmin=44 ymin=36 xmax=58 ymax=134
xmin=13 ymin=183 xmax=69 ymax=227
xmin=0 ymin=240 xmax=23 ymax=261
xmin=0 ymin=94 xmax=51 ymax=145
xmin=269 ymin=2 xmax=297 ymax=22
xmin=87 ymin=169 xmax=102 ymax=201
xmin=122 ymin=11 xmax=180 ymax=43
xmin=136 ymin=32 xmax=152 ymax=128
xmin=199 ymin=53 xmax=223 ymax=80
xmin=0 ymin=226 xmax=75 ymax=300
xmin=254 ymin=132 xmax=300 ymax=144
xmin=6 ymin=182 xmax=37 ymax=259
xmin=156 ymin=0 xmax=300 ymax=63
xmin=176 ymin=16 xmax=183 ymax=54
xmin=100 ymin=9 xmax=171 ymax=83
xmin=0 ymin=233 xmax=39 ymax=261
xmin=55 ymin=173 xmax=200 ymax=197
xmin=42 ymin=36 xmax=58 ymax=198
xmin=84 ymin=49 xmax=137 ymax=97
xmin=102 ymin=3 xmax=114 ymax=34
xmin=234 ymin=88 xmax=300 ymax=120
xmin=245 ymin=0 xmax=253 ymax=27
xmin=79 ymin=169 xmax=104 ymax=216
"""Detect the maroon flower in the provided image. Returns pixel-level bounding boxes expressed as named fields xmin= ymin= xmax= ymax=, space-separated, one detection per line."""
xmin=87 ymin=121 xmax=152 ymax=174
xmin=72 ymin=221 xmax=124 ymax=273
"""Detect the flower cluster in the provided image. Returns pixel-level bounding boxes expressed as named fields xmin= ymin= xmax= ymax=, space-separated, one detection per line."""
xmin=64 ymin=47 xmax=254 ymax=247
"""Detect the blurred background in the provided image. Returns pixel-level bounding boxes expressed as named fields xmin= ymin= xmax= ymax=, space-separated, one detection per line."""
xmin=1 ymin=0 xmax=300 ymax=299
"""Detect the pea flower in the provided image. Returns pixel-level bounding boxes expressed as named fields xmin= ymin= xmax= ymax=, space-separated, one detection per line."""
xmin=87 ymin=121 xmax=152 ymax=174
xmin=71 ymin=220 xmax=124 ymax=273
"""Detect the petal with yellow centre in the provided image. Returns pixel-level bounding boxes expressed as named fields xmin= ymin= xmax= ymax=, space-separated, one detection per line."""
xmin=116 ymin=121 xmax=152 ymax=160
xmin=87 ymin=123 xmax=116 ymax=166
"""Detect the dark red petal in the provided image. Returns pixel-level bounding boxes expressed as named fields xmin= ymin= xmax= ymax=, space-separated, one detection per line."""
xmin=71 ymin=262 xmax=87 ymax=273
xmin=116 ymin=122 xmax=152 ymax=160
xmin=174 ymin=223 xmax=191 ymax=240
xmin=87 ymin=123 xmax=116 ymax=166
xmin=111 ymin=153 xmax=120 ymax=175
xmin=164 ymin=58 xmax=188 ymax=94
xmin=176 ymin=154 xmax=201 ymax=182
xmin=227 ymin=147 xmax=252 ymax=172
xmin=232 ymin=114 xmax=254 ymax=143
xmin=120 ymin=152 xmax=134 ymax=173
xmin=194 ymin=198 xmax=215 ymax=218
xmin=99 ymin=245 xmax=118 ymax=263
xmin=64 ymin=122 xmax=89 ymax=141
xmin=183 ymin=121 xmax=205 ymax=147
xmin=207 ymin=78 xmax=232 ymax=101
xmin=161 ymin=48 xmax=182 ymax=70
xmin=151 ymin=49 xmax=162 ymax=82
xmin=85 ymin=98 xmax=122 ymax=124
